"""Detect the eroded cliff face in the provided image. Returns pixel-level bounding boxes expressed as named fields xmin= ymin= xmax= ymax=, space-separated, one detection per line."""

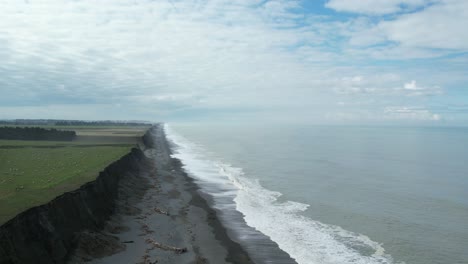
xmin=0 ymin=136 xmax=150 ymax=264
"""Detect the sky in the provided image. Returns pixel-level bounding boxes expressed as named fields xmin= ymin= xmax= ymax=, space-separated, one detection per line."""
xmin=0 ymin=0 xmax=467 ymax=125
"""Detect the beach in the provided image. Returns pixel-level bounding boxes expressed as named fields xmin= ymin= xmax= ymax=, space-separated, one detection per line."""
xmin=69 ymin=124 xmax=293 ymax=264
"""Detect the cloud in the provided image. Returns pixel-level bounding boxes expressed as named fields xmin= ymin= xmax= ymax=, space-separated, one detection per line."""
xmin=0 ymin=1 xmax=312 ymax=107
xmin=384 ymin=106 xmax=442 ymax=121
xmin=378 ymin=0 xmax=468 ymax=50
xmin=0 ymin=0 xmax=465 ymax=123
xmin=345 ymin=0 xmax=468 ymax=53
xmin=332 ymin=73 xmax=402 ymax=95
xmin=325 ymin=0 xmax=430 ymax=15
xmin=404 ymin=80 xmax=419 ymax=90
xmin=401 ymin=80 xmax=443 ymax=96
xmin=333 ymin=75 xmax=380 ymax=94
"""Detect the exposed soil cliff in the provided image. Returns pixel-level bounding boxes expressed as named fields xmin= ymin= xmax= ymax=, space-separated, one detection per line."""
xmin=0 ymin=132 xmax=151 ymax=264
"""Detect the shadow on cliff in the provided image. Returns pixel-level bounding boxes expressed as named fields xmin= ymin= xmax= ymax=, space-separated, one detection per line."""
xmin=0 ymin=127 xmax=158 ymax=264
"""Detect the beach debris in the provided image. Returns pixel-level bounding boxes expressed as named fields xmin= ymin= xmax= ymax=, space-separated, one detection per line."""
xmin=196 ymin=256 xmax=209 ymax=264
xmin=153 ymin=207 xmax=169 ymax=216
xmin=122 ymin=240 xmax=134 ymax=244
xmin=141 ymin=223 xmax=154 ymax=234
xmin=138 ymin=254 xmax=158 ymax=264
xmin=145 ymin=238 xmax=187 ymax=254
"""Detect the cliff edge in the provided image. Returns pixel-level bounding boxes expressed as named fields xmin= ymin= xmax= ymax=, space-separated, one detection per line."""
xmin=0 ymin=128 xmax=153 ymax=264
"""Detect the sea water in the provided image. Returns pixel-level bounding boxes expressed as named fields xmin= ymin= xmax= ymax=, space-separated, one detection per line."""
xmin=165 ymin=123 xmax=468 ymax=264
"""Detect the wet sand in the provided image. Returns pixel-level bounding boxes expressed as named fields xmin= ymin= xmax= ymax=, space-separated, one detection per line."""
xmin=70 ymin=125 xmax=254 ymax=264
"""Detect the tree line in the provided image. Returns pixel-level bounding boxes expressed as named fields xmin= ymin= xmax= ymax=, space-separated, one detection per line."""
xmin=55 ymin=121 xmax=149 ymax=126
xmin=0 ymin=127 xmax=76 ymax=141
xmin=0 ymin=119 xmax=150 ymax=126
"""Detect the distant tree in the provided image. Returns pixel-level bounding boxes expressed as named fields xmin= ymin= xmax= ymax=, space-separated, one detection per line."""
xmin=0 ymin=119 xmax=150 ymax=127
xmin=0 ymin=127 xmax=76 ymax=141
xmin=55 ymin=120 xmax=149 ymax=126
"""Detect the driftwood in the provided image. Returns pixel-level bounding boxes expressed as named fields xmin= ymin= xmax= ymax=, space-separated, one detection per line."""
xmin=145 ymin=238 xmax=187 ymax=254
xmin=153 ymin=207 xmax=169 ymax=216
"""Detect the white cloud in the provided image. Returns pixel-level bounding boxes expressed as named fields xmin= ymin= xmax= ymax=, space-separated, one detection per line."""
xmin=332 ymin=73 xmax=402 ymax=95
xmin=400 ymin=80 xmax=443 ymax=96
xmin=325 ymin=0 xmax=430 ymax=15
xmin=345 ymin=0 xmax=468 ymax=53
xmin=379 ymin=0 xmax=468 ymax=50
xmin=0 ymin=0 xmax=315 ymax=110
xmin=384 ymin=106 xmax=442 ymax=120
xmin=404 ymin=80 xmax=419 ymax=90
xmin=0 ymin=0 xmax=464 ymax=123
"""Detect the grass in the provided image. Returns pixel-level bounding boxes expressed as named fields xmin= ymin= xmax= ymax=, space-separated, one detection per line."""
xmin=0 ymin=126 xmax=147 ymax=224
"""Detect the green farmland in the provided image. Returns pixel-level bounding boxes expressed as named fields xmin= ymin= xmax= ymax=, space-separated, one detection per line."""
xmin=0 ymin=126 xmax=149 ymax=224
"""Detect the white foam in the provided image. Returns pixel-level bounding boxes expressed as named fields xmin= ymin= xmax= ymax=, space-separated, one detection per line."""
xmin=164 ymin=124 xmax=399 ymax=264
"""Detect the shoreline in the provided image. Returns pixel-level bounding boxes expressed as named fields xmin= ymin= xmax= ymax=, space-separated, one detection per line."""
xmin=76 ymin=124 xmax=256 ymax=263
xmin=0 ymin=124 xmax=296 ymax=264
xmin=164 ymin=124 xmax=298 ymax=264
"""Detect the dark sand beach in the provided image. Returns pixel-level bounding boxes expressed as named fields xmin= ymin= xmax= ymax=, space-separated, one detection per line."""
xmin=70 ymin=125 xmax=258 ymax=264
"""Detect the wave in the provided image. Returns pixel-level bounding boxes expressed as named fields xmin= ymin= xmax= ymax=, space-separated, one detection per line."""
xmin=164 ymin=124 xmax=398 ymax=264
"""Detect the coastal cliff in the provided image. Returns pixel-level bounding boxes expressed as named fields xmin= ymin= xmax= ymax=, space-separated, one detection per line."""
xmin=0 ymin=133 xmax=150 ymax=264
xmin=0 ymin=125 xmax=266 ymax=264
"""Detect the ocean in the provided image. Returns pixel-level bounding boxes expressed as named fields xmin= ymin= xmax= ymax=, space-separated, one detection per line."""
xmin=164 ymin=123 xmax=468 ymax=264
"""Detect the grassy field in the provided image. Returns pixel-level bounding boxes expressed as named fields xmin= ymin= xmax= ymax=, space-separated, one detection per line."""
xmin=0 ymin=126 xmax=150 ymax=224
